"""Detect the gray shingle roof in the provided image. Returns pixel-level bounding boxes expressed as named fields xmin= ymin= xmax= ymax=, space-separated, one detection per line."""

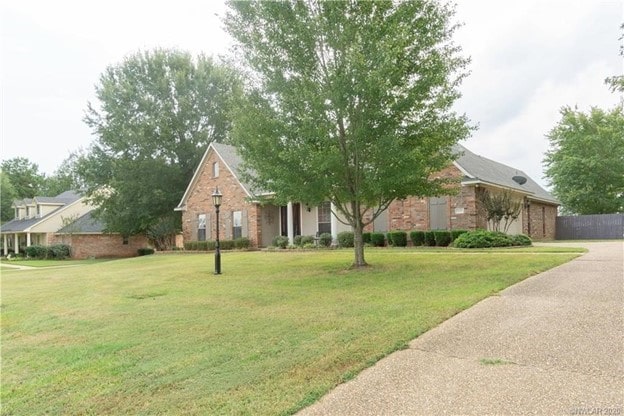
xmin=57 ymin=211 xmax=105 ymax=233
xmin=2 ymin=190 xmax=85 ymax=233
xmin=211 ymin=142 xmax=266 ymax=196
xmin=454 ymin=144 xmax=558 ymax=204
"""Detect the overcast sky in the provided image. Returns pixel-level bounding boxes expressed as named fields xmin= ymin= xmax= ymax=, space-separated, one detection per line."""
xmin=1 ymin=0 xmax=622 ymax=190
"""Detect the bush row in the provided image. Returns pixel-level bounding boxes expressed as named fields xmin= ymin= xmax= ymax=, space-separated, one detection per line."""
xmin=24 ymin=244 xmax=71 ymax=260
xmin=334 ymin=230 xmax=470 ymax=248
xmin=453 ymin=230 xmax=532 ymax=248
xmin=137 ymin=248 xmax=155 ymax=256
xmin=184 ymin=238 xmax=251 ymax=251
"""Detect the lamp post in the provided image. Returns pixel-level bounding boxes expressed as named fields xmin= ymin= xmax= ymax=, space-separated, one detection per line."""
xmin=212 ymin=187 xmax=222 ymax=275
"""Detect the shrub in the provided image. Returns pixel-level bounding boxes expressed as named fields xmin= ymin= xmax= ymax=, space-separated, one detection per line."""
xmin=272 ymin=235 xmax=289 ymax=249
xmin=337 ymin=231 xmax=354 ymax=248
xmin=512 ymin=234 xmax=532 ymax=246
xmin=137 ymin=248 xmax=155 ymax=256
xmin=388 ymin=231 xmax=408 ymax=247
xmin=450 ymin=229 xmax=469 ymax=242
xmin=234 ymin=237 xmax=251 ymax=249
xmin=362 ymin=232 xmax=372 ymax=244
xmin=410 ymin=231 xmax=425 ymax=246
xmin=293 ymin=235 xmax=303 ymax=247
xmin=25 ymin=245 xmax=48 ymax=259
xmin=370 ymin=232 xmax=385 ymax=247
xmin=452 ymin=230 xmax=525 ymax=248
xmin=302 ymin=242 xmax=316 ymax=249
xmin=48 ymin=244 xmax=71 ymax=259
xmin=424 ymin=231 xmax=436 ymax=246
xmin=318 ymin=233 xmax=333 ymax=247
xmin=220 ymin=240 xmax=235 ymax=250
xmin=300 ymin=235 xmax=315 ymax=246
xmin=433 ymin=230 xmax=452 ymax=247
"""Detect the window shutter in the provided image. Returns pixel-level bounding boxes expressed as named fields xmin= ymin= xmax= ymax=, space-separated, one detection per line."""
xmin=206 ymin=213 xmax=212 ymax=240
xmin=224 ymin=212 xmax=232 ymax=239
xmin=241 ymin=210 xmax=248 ymax=237
xmin=192 ymin=216 xmax=198 ymax=240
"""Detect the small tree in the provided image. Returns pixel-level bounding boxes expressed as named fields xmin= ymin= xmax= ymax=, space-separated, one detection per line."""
xmin=477 ymin=189 xmax=522 ymax=233
xmin=225 ymin=0 xmax=471 ymax=267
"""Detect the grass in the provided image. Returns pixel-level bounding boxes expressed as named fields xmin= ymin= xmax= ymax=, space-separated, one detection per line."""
xmin=1 ymin=249 xmax=580 ymax=415
xmin=0 ymin=258 xmax=115 ymax=268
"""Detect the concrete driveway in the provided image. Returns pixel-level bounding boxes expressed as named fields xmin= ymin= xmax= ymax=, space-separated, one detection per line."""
xmin=299 ymin=241 xmax=623 ymax=415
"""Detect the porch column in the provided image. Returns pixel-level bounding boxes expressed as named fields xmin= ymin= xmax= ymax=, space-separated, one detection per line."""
xmin=14 ymin=233 xmax=19 ymax=254
xmin=330 ymin=202 xmax=338 ymax=245
xmin=26 ymin=232 xmax=31 ymax=247
xmin=3 ymin=234 xmax=7 ymax=256
xmin=287 ymin=202 xmax=294 ymax=245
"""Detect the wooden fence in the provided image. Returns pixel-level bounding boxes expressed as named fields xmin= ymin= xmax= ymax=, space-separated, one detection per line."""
xmin=556 ymin=214 xmax=624 ymax=240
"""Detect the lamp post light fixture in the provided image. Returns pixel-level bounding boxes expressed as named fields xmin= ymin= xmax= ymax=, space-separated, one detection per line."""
xmin=212 ymin=187 xmax=222 ymax=275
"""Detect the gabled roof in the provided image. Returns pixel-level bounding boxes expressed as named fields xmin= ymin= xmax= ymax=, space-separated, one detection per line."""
xmin=175 ymin=142 xmax=263 ymax=211
xmin=57 ymin=211 xmax=105 ymax=234
xmin=34 ymin=190 xmax=82 ymax=205
xmin=1 ymin=190 xmax=85 ymax=233
xmin=453 ymin=144 xmax=558 ymax=205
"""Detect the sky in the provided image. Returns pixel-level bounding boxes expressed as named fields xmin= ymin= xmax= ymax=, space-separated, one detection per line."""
xmin=1 ymin=0 xmax=623 ymax=190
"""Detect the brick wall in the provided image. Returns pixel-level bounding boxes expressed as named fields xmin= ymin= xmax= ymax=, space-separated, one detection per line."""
xmin=523 ymin=201 xmax=557 ymax=240
xmin=385 ymin=165 xmax=482 ymax=231
xmin=50 ymin=234 xmax=149 ymax=259
xmin=182 ymin=150 xmax=260 ymax=246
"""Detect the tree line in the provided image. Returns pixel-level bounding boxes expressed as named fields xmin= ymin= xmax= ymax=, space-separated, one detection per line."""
xmin=2 ymin=2 xmax=622 ymax=266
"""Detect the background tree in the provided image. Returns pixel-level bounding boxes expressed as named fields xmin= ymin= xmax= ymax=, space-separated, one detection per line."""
xmin=0 ymin=157 xmax=45 ymax=199
xmin=605 ymin=23 xmax=623 ymax=93
xmin=40 ymin=152 xmax=85 ymax=196
xmin=225 ymin=0 xmax=471 ymax=267
xmin=80 ymin=49 xmax=241 ymax=243
xmin=543 ymin=106 xmax=624 ymax=214
xmin=1 ymin=170 xmax=18 ymax=222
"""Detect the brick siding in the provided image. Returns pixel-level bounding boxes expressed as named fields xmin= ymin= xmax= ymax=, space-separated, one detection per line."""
xmin=182 ymin=150 xmax=260 ymax=246
xmin=49 ymin=234 xmax=149 ymax=259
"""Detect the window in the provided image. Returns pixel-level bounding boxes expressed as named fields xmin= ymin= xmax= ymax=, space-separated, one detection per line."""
xmin=232 ymin=211 xmax=242 ymax=239
xmin=212 ymin=162 xmax=219 ymax=178
xmin=317 ymin=201 xmax=331 ymax=234
xmin=198 ymin=214 xmax=207 ymax=241
xmin=122 ymin=236 xmax=129 ymax=245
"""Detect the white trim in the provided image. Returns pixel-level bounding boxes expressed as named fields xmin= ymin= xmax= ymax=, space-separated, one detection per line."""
xmin=452 ymin=160 xmax=473 ymax=178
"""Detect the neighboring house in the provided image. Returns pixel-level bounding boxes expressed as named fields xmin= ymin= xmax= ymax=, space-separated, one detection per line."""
xmin=50 ymin=212 xmax=149 ymax=259
xmin=1 ymin=191 xmax=91 ymax=255
xmin=0 ymin=191 xmax=150 ymax=258
xmin=175 ymin=143 xmax=558 ymax=248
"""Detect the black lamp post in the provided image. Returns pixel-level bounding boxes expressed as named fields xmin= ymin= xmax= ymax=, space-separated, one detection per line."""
xmin=212 ymin=187 xmax=222 ymax=275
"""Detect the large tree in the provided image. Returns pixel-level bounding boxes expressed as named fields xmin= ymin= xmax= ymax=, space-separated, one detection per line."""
xmin=0 ymin=157 xmax=45 ymax=199
xmin=543 ymin=106 xmax=624 ymax=215
xmin=80 ymin=49 xmax=240 ymax=242
xmin=1 ymin=170 xmax=17 ymax=222
xmin=225 ymin=0 xmax=471 ymax=267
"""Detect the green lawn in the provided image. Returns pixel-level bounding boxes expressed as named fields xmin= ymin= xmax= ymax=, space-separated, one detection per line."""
xmin=1 ymin=248 xmax=580 ymax=415
xmin=0 ymin=258 xmax=116 ymax=268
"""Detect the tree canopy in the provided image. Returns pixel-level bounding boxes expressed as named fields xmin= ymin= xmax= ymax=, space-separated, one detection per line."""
xmin=79 ymin=49 xmax=241 ymax=242
xmin=225 ymin=0 xmax=471 ymax=267
xmin=543 ymin=106 xmax=624 ymax=215
xmin=1 ymin=157 xmax=45 ymax=199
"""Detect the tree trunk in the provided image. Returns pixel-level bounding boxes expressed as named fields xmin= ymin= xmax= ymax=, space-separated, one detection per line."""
xmin=352 ymin=204 xmax=368 ymax=268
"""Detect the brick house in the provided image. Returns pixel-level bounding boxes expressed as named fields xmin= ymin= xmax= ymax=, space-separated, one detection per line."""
xmin=50 ymin=212 xmax=150 ymax=259
xmin=175 ymin=143 xmax=558 ymax=248
xmin=1 ymin=191 xmax=150 ymax=258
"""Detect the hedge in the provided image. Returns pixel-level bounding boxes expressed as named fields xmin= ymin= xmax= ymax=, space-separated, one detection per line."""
xmin=318 ymin=233 xmax=333 ymax=247
xmin=424 ymin=231 xmax=436 ymax=246
xmin=453 ymin=230 xmax=533 ymax=248
xmin=433 ymin=230 xmax=452 ymax=247
xmin=137 ymin=248 xmax=155 ymax=256
xmin=337 ymin=231 xmax=354 ymax=248
xmin=387 ymin=231 xmax=408 ymax=247
xmin=410 ymin=231 xmax=425 ymax=246
xmin=368 ymin=232 xmax=383 ymax=247
xmin=25 ymin=244 xmax=71 ymax=259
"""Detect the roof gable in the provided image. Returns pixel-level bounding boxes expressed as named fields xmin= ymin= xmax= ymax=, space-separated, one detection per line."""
xmin=175 ymin=142 xmax=258 ymax=211
xmin=453 ymin=144 xmax=558 ymax=204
